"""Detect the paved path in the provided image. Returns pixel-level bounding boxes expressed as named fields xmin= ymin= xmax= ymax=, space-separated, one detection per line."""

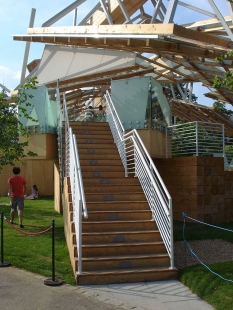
xmin=0 ymin=266 xmax=213 ymax=310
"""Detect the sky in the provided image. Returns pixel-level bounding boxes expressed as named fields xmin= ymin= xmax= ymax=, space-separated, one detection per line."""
xmin=0 ymin=0 xmax=231 ymax=108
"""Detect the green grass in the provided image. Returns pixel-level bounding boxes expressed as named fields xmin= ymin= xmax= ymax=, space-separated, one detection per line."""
xmin=174 ymin=220 xmax=233 ymax=310
xmin=1 ymin=196 xmax=233 ymax=307
xmin=0 ymin=196 xmax=76 ymax=285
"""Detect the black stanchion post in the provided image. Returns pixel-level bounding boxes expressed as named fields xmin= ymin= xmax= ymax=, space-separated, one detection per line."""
xmin=0 ymin=211 xmax=11 ymax=267
xmin=44 ymin=219 xmax=63 ymax=286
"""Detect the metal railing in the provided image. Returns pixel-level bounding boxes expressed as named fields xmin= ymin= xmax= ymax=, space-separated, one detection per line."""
xmin=225 ymin=136 xmax=233 ymax=169
xmin=105 ymin=91 xmax=174 ymax=269
xmin=56 ymin=87 xmax=64 ymax=193
xmin=105 ymin=92 xmax=128 ymax=175
xmin=166 ymin=121 xmax=233 ymax=170
xmin=166 ymin=121 xmax=224 ymax=158
xmin=63 ymin=94 xmax=87 ymax=275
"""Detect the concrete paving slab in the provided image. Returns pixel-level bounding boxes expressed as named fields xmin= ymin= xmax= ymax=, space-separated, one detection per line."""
xmin=83 ymin=281 xmax=213 ymax=310
xmin=0 ymin=266 xmax=213 ymax=310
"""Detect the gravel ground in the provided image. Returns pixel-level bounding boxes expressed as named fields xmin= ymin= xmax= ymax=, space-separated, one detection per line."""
xmin=174 ymin=239 xmax=233 ymax=269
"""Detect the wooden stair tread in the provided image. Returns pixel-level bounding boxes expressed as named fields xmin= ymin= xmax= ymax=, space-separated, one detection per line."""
xmin=86 ymin=210 xmax=151 ymax=214
xmin=82 ymin=230 xmax=159 ymax=236
xmin=83 ymin=219 xmax=155 ymax=224
xmin=86 ymin=191 xmax=144 ymax=194
xmin=82 ymin=253 xmax=169 ymax=261
xmin=86 ymin=201 xmax=147 ymax=204
xmin=82 ymin=241 xmax=165 ymax=248
xmin=77 ymin=267 xmax=177 ymax=275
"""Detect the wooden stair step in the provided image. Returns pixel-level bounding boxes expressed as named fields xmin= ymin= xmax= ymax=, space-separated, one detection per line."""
xmin=76 ymin=134 xmax=114 ymax=140
xmin=86 ymin=201 xmax=149 ymax=211
xmin=83 ymin=210 xmax=152 ymax=221
xmin=79 ymin=154 xmax=120 ymax=160
xmin=82 ymin=177 xmax=140 ymax=185
xmin=79 ymin=242 xmax=166 ymax=257
xmin=76 ymin=267 xmax=178 ymax=285
xmin=70 ymin=210 xmax=151 ymax=222
xmin=76 ymin=138 xmax=114 ymax=144
xmin=82 ymin=253 xmax=170 ymax=271
xmin=84 ymin=185 xmax=142 ymax=193
xmin=81 ymin=166 xmax=125 ymax=173
xmin=68 ymin=121 xmax=110 ymax=128
xmin=78 ymin=148 xmax=119 ymax=155
xmin=72 ymin=126 xmax=112 ymax=134
xmin=85 ymin=192 xmax=145 ymax=202
xmin=80 ymin=220 xmax=157 ymax=232
xmin=73 ymin=130 xmax=113 ymax=136
xmin=81 ymin=171 xmax=126 ymax=178
xmin=80 ymin=230 xmax=162 ymax=244
xmin=80 ymin=159 xmax=122 ymax=166
xmin=77 ymin=143 xmax=116 ymax=149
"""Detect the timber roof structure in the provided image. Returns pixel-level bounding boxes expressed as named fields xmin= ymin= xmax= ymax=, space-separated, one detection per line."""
xmin=11 ymin=0 xmax=233 ymax=124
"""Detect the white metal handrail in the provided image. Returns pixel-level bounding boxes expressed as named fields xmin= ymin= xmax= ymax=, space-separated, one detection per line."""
xmin=105 ymin=91 xmax=128 ymax=176
xmin=63 ymin=94 xmax=87 ymax=275
xmin=56 ymin=87 xmax=64 ymax=192
xmin=166 ymin=122 xmax=232 ymax=167
xmin=105 ymin=91 xmax=174 ymax=269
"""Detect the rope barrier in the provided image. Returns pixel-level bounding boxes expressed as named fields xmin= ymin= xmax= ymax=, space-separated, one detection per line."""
xmin=182 ymin=212 xmax=233 ymax=233
xmin=4 ymin=217 xmax=52 ymax=235
xmin=182 ymin=212 xmax=233 ymax=283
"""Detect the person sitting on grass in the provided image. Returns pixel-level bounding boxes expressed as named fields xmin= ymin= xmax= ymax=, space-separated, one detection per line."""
xmin=25 ymin=184 xmax=39 ymax=200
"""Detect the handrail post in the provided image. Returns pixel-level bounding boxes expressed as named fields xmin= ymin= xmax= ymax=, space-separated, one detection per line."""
xmin=77 ymin=201 xmax=82 ymax=274
xmin=169 ymin=199 xmax=174 ymax=269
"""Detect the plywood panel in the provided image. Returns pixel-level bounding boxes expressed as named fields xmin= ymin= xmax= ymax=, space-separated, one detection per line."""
xmin=136 ymin=129 xmax=167 ymax=158
xmin=0 ymin=160 xmax=58 ymax=196
xmin=54 ymin=162 xmax=62 ymax=213
xmin=19 ymin=134 xmax=58 ymax=159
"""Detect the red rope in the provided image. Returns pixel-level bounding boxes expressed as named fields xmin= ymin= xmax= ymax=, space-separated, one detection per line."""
xmin=5 ymin=218 xmax=52 ymax=235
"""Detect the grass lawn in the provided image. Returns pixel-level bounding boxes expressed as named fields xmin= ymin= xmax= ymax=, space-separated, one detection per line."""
xmin=174 ymin=220 xmax=233 ymax=310
xmin=0 ymin=196 xmax=76 ymax=285
xmin=1 ymin=195 xmax=233 ymax=308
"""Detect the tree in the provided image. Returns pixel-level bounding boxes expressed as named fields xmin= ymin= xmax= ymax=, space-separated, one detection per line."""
xmin=163 ymin=83 xmax=198 ymax=103
xmin=213 ymin=101 xmax=233 ymax=116
xmin=0 ymin=77 xmax=38 ymax=171
xmin=213 ymin=51 xmax=233 ymax=90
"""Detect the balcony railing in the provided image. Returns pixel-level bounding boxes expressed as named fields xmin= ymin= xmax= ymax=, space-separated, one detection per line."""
xmin=166 ymin=121 xmax=233 ymax=170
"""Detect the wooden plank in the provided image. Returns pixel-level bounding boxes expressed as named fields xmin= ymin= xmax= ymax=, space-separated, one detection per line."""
xmin=173 ymin=24 xmax=230 ymax=49
xmin=47 ymin=65 xmax=141 ymax=87
xmin=26 ymin=24 xmax=175 ymax=35
xmin=91 ymin=0 xmax=148 ymax=25
xmin=59 ymin=68 xmax=155 ymax=92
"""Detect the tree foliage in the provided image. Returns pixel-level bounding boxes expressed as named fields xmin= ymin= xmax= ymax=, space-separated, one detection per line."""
xmin=213 ymin=51 xmax=233 ymax=90
xmin=213 ymin=101 xmax=233 ymax=116
xmin=0 ymin=77 xmax=38 ymax=171
xmin=163 ymin=83 xmax=198 ymax=103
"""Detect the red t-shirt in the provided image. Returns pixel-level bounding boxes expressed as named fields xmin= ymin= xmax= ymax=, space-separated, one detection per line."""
xmin=8 ymin=175 xmax=27 ymax=197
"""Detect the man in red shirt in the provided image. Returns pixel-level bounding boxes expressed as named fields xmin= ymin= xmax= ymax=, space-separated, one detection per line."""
xmin=8 ymin=167 xmax=27 ymax=228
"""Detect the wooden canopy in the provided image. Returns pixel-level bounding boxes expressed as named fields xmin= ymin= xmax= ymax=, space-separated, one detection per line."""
xmin=12 ymin=0 xmax=233 ymax=121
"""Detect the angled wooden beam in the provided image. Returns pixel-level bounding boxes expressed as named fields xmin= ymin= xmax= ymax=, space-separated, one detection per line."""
xmin=47 ymin=65 xmax=141 ymax=88
xmin=59 ymin=68 xmax=155 ymax=92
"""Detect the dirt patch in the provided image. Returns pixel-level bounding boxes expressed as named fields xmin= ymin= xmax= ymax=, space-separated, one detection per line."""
xmin=174 ymin=239 xmax=233 ymax=269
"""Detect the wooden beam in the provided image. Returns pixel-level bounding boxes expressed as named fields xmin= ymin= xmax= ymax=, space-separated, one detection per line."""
xmin=47 ymin=65 xmax=141 ymax=88
xmin=59 ymin=68 xmax=155 ymax=92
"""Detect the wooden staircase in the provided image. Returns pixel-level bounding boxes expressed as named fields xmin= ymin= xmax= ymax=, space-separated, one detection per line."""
xmin=64 ymin=121 xmax=178 ymax=285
